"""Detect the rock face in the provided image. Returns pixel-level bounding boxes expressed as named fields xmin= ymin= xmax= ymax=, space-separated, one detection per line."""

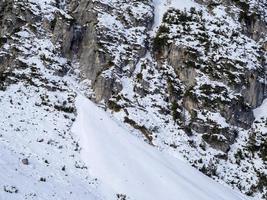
xmin=155 ymin=6 xmax=266 ymax=131
xmin=0 ymin=0 xmax=267 ymax=199
xmin=53 ymin=1 xmax=106 ymax=83
xmin=52 ymin=0 xmax=153 ymax=101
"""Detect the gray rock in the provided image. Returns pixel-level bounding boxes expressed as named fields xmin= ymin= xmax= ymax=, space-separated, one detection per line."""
xmin=21 ymin=158 xmax=29 ymax=165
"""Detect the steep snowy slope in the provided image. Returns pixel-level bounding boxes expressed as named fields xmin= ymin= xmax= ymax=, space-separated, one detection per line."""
xmin=73 ymin=94 xmax=250 ymax=200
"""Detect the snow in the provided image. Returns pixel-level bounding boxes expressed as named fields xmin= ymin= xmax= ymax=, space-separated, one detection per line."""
xmin=96 ymin=0 xmax=152 ymax=67
xmin=72 ymin=94 xmax=250 ymax=200
xmin=253 ymin=99 xmax=267 ymax=134
xmin=198 ymin=111 xmax=229 ymax=128
xmin=151 ymin=0 xmax=198 ymax=36
xmin=254 ymin=99 xmax=267 ymax=120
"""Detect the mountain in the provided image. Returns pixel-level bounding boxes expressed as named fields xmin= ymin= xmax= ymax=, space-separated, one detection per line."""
xmin=0 ymin=0 xmax=266 ymax=199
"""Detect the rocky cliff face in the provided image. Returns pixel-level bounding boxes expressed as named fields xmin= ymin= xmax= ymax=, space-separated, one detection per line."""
xmin=0 ymin=0 xmax=267 ymax=199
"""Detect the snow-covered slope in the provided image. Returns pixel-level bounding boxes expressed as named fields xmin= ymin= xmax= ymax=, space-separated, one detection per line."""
xmin=72 ymin=94 xmax=249 ymax=200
